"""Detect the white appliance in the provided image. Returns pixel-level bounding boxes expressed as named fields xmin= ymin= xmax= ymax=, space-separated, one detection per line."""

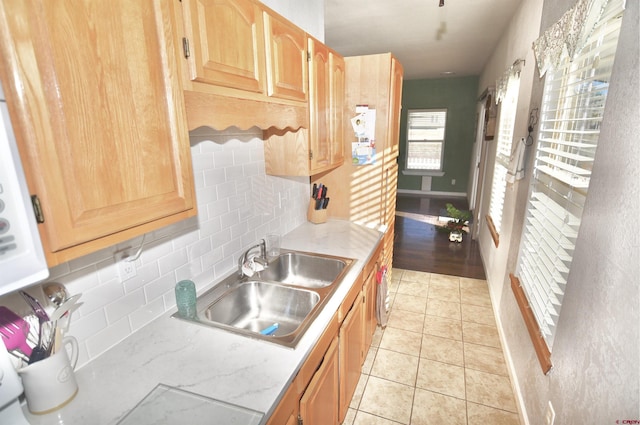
xmin=1 ymin=80 xmax=45 ymax=423
xmin=0 ymin=80 xmax=49 ymax=297
xmin=0 ymin=341 xmax=30 ymax=425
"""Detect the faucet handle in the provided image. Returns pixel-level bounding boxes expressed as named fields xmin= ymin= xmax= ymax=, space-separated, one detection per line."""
xmin=259 ymin=238 xmax=267 ymax=257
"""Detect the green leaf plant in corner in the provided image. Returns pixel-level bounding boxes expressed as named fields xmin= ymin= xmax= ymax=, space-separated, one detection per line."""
xmin=436 ymin=203 xmax=472 ymax=235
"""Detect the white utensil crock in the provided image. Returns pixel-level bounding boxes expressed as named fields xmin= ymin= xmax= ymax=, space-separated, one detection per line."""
xmin=18 ymin=336 xmax=79 ymax=414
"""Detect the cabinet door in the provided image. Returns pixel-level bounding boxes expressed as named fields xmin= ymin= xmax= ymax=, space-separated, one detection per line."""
xmin=363 ymin=268 xmax=377 ymax=352
xmin=0 ymin=0 xmax=195 ymax=258
xmin=181 ymin=0 xmax=266 ymax=93
xmin=329 ymin=52 xmax=345 ymax=166
xmin=300 ymin=337 xmax=339 ymax=425
xmin=264 ymin=11 xmax=307 ymax=102
xmin=265 ymin=380 xmax=299 ymax=425
xmin=308 ymin=37 xmax=331 ymax=173
xmin=387 ymin=57 xmax=404 ymax=159
xmin=339 ymin=292 xmax=364 ymax=423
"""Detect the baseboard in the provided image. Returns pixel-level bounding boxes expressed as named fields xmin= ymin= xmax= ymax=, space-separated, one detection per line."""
xmin=480 ymin=250 xmax=530 ymax=425
xmin=397 ymin=189 xmax=468 ymax=198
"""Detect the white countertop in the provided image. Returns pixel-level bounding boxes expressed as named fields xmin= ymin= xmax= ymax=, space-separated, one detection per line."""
xmin=24 ymin=220 xmax=382 ymax=425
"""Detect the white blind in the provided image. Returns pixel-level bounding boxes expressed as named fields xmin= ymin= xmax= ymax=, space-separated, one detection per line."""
xmin=516 ymin=0 xmax=624 ymax=347
xmin=488 ymin=74 xmax=520 ymax=234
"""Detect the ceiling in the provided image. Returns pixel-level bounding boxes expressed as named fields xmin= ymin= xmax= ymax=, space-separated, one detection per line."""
xmin=324 ymin=0 xmax=524 ymax=80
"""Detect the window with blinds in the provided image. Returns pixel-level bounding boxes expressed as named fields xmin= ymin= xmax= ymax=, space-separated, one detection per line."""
xmin=488 ymin=73 xmax=520 ymax=235
xmin=516 ymin=0 xmax=624 ymax=349
xmin=406 ymin=109 xmax=447 ymax=171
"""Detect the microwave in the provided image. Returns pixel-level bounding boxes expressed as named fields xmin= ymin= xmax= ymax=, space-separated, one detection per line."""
xmin=0 ymin=81 xmax=49 ymax=297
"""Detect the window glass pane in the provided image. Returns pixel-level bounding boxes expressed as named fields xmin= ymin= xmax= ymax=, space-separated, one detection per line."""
xmin=407 ymin=141 xmax=442 ymax=170
xmin=406 ymin=109 xmax=446 ymax=171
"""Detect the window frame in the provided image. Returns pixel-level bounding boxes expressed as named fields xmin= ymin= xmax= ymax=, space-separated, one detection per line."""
xmin=404 ymin=108 xmax=447 ymax=172
xmin=513 ymin=0 xmax=625 ymax=374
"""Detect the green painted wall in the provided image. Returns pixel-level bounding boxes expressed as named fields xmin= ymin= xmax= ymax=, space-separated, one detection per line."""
xmin=398 ymin=76 xmax=479 ymax=193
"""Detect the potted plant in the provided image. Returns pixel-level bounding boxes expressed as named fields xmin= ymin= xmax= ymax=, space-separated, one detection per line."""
xmin=436 ymin=203 xmax=471 ymax=242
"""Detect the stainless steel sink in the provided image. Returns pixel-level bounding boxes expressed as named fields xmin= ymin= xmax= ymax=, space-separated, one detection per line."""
xmin=257 ymin=252 xmax=348 ymax=288
xmin=204 ymin=281 xmax=320 ymax=336
xmin=173 ymin=250 xmax=354 ymax=348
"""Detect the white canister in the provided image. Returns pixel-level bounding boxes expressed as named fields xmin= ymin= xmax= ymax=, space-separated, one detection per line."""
xmin=18 ymin=336 xmax=79 ymax=414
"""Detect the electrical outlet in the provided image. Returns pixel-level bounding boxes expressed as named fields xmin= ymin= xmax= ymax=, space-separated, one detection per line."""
xmin=451 ymin=179 xmax=456 ymax=185
xmin=545 ymin=401 xmax=556 ymax=425
xmin=115 ymin=250 xmax=137 ymax=281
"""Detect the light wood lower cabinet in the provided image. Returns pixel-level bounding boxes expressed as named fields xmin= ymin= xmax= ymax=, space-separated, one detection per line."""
xmin=338 ymin=292 xmax=364 ymax=423
xmin=300 ymin=337 xmax=340 ymax=425
xmin=363 ymin=267 xmax=377 ymax=353
xmin=266 ymin=242 xmax=382 ymax=425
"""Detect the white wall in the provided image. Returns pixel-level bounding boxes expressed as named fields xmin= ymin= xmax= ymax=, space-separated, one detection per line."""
xmin=478 ymin=0 xmax=640 ymax=423
xmin=475 ymin=0 xmax=543 ymax=312
xmin=0 ymin=0 xmax=323 ymax=369
xmin=261 ymin=0 xmax=325 ymax=41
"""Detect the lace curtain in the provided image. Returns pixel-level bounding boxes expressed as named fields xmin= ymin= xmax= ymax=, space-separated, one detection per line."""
xmin=532 ymin=0 xmax=610 ymax=76
xmin=495 ymin=59 xmax=525 ymax=104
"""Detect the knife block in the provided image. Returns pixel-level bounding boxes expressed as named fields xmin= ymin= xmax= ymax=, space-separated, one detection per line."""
xmin=307 ymin=198 xmax=327 ymax=224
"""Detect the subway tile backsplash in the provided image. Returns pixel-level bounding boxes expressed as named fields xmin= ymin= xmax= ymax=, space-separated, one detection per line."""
xmin=2 ymin=127 xmax=308 ymax=368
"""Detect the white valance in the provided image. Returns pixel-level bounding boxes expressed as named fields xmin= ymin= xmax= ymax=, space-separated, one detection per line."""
xmin=532 ymin=0 xmax=610 ymax=76
xmin=495 ymin=59 xmax=525 ymax=104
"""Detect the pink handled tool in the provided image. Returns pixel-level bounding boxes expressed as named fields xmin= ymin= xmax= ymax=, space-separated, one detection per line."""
xmin=0 ymin=306 xmax=33 ymax=357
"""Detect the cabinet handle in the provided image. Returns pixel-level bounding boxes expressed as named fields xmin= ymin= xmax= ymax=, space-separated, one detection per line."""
xmin=31 ymin=195 xmax=45 ymax=223
xmin=182 ymin=37 xmax=190 ymax=59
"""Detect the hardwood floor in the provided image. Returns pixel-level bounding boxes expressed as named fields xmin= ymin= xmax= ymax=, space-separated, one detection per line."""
xmin=392 ymin=194 xmax=486 ymax=280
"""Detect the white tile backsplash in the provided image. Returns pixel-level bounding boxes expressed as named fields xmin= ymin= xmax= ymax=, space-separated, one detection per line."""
xmin=0 ymin=128 xmax=309 ymax=368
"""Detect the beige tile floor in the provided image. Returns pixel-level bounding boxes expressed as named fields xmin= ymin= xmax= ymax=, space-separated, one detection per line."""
xmin=341 ymin=269 xmax=521 ymax=425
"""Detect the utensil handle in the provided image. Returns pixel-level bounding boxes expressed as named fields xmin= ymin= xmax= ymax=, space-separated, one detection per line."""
xmin=62 ymin=336 xmax=79 ymax=369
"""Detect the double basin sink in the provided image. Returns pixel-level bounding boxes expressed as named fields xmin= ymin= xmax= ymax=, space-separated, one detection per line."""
xmin=174 ymin=250 xmax=354 ymax=348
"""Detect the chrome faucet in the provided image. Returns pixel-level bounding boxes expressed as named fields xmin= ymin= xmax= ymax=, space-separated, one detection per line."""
xmin=238 ymin=239 xmax=269 ymax=277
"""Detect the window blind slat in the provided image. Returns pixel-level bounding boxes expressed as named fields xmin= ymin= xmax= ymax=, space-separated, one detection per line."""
xmin=537 ymin=137 xmax=597 ymax=149
xmin=536 ymin=156 xmax=592 ymax=175
xmin=538 ymin=147 xmax=595 ymax=162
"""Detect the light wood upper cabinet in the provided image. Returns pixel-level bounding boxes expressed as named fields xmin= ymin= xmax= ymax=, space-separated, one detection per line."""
xmin=0 ymin=0 xmax=196 ymax=265
xmin=311 ymin=53 xmax=403 ymax=227
xmin=308 ymin=37 xmax=332 ymax=172
xmin=181 ymin=0 xmax=266 ymax=93
xmin=387 ymin=58 xmax=404 ymax=159
xmin=330 ymin=52 xmax=346 ymax=166
xmin=177 ymin=0 xmax=308 ymax=131
xmin=264 ymin=11 xmax=308 ymax=102
xmin=263 ymin=38 xmax=344 ymax=177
